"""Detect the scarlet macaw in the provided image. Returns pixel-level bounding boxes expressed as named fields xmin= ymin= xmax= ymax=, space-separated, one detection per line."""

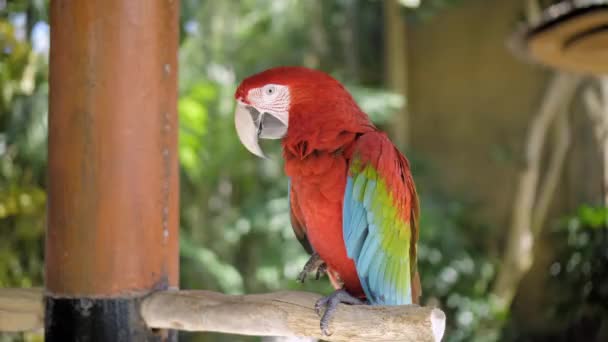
xmin=234 ymin=67 xmax=420 ymax=335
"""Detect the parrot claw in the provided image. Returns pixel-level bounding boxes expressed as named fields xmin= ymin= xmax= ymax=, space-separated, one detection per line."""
xmin=297 ymin=252 xmax=326 ymax=283
xmin=314 ymin=289 xmax=365 ymax=336
xmin=315 ymin=263 xmax=327 ymax=280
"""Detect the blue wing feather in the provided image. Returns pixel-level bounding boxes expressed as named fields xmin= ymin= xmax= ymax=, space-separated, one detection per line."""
xmin=342 ymin=137 xmax=417 ymax=306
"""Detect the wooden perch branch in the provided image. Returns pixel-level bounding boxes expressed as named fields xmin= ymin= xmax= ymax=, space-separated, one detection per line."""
xmin=142 ymin=290 xmax=445 ymax=342
xmin=0 ymin=288 xmax=445 ymax=342
xmin=0 ymin=288 xmax=43 ymax=332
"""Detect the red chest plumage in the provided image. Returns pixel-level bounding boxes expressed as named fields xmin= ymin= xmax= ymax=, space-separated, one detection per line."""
xmin=285 ymin=150 xmax=365 ymax=296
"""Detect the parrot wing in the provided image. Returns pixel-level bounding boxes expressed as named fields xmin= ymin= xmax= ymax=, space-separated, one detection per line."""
xmin=288 ymin=178 xmax=314 ymax=255
xmin=343 ymin=131 xmax=420 ymax=305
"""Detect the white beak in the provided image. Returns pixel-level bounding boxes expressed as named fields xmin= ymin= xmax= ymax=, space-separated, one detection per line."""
xmin=234 ymin=101 xmax=288 ymax=158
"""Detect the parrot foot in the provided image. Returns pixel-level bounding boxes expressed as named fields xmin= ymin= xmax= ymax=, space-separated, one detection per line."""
xmin=314 ymin=289 xmax=365 ymax=336
xmin=297 ymin=253 xmax=327 ymax=283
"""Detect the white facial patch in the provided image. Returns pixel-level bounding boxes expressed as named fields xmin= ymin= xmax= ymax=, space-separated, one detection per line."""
xmin=234 ymin=83 xmax=291 ymax=159
xmin=247 ymin=84 xmax=290 ymax=125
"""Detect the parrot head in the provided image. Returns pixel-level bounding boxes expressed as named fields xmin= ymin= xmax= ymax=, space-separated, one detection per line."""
xmin=234 ymin=66 xmax=369 ymax=158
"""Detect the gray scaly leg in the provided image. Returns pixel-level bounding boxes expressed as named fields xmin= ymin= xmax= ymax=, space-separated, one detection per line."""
xmin=297 ymin=252 xmax=327 ymax=283
xmin=314 ymin=289 xmax=365 ymax=336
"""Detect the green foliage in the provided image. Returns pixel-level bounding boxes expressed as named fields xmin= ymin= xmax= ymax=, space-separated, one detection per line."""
xmin=501 ymin=205 xmax=608 ymax=342
xmin=416 ymin=181 xmax=501 ymax=342
xmin=0 ymin=4 xmax=48 ymax=341
xmin=347 ymin=85 xmax=405 ymax=124
xmin=0 ymin=6 xmax=48 ymax=289
xmin=545 ymin=206 xmax=608 ymax=339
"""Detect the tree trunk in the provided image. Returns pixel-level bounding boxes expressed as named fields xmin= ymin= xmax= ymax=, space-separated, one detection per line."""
xmin=492 ymin=73 xmax=581 ymax=309
xmin=583 ymin=77 xmax=608 ymax=205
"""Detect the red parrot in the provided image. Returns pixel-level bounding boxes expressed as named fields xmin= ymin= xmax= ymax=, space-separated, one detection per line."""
xmin=234 ymin=66 xmax=420 ymax=335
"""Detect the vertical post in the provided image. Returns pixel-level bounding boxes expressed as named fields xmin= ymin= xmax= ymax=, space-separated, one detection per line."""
xmin=384 ymin=0 xmax=409 ymax=150
xmin=46 ymin=1 xmax=179 ymax=341
xmin=600 ymin=78 xmax=608 ymax=206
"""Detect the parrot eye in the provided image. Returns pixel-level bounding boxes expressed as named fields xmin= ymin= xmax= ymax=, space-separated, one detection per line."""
xmin=263 ymin=85 xmax=276 ymax=96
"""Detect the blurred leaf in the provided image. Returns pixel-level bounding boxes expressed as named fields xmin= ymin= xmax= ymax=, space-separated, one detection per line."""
xmin=347 ymin=85 xmax=405 ymax=124
xmin=577 ymin=205 xmax=608 ymax=229
xmin=180 ymin=235 xmax=244 ymax=294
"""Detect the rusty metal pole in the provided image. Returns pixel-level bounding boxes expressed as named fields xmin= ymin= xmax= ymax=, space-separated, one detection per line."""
xmin=46 ymin=1 xmax=179 ymax=340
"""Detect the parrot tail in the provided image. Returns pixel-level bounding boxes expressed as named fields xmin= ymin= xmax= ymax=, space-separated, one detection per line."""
xmin=412 ymin=270 xmax=422 ymax=305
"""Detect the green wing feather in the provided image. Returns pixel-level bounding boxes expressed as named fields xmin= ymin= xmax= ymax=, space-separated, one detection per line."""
xmin=343 ymin=132 xmax=420 ymax=305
